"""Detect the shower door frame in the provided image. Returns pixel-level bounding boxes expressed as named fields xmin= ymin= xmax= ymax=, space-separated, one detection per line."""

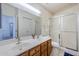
xmin=60 ymin=13 xmax=78 ymax=51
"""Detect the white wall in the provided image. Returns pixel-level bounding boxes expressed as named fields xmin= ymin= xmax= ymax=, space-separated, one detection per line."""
xmin=2 ymin=3 xmax=17 ymax=16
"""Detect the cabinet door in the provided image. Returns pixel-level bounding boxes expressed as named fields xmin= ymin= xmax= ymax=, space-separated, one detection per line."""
xmin=41 ymin=50 xmax=47 ymax=56
xmin=33 ymin=51 xmax=40 ymax=56
xmin=47 ymin=40 xmax=52 ymax=56
xmin=61 ymin=14 xmax=77 ymax=50
xmin=40 ymin=41 xmax=48 ymax=56
xmin=29 ymin=45 xmax=40 ymax=56
xmin=29 ymin=48 xmax=36 ymax=56
xmin=44 ymin=50 xmax=48 ymax=56
xmin=41 ymin=41 xmax=47 ymax=52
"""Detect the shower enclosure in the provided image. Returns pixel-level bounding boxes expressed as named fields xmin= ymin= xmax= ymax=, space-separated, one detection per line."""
xmin=49 ymin=13 xmax=79 ymax=51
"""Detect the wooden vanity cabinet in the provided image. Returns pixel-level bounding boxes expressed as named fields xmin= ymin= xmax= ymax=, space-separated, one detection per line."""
xmin=19 ymin=51 xmax=29 ymax=56
xmin=29 ymin=45 xmax=40 ymax=56
xmin=19 ymin=39 xmax=52 ymax=56
xmin=41 ymin=49 xmax=48 ymax=56
xmin=47 ymin=39 xmax=52 ymax=56
xmin=40 ymin=41 xmax=48 ymax=56
xmin=33 ymin=51 xmax=40 ymax=56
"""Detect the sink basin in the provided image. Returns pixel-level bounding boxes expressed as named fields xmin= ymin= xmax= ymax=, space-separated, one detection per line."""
xmin=20 ymin=39 xmax=40 ymax=50
xmin=12 ymin=44 xmax=22 ymax=51
xmin=11 ymin=39 xmax=40 ymax=52
xmin=21 ymin=39 xmax=39 ymax=44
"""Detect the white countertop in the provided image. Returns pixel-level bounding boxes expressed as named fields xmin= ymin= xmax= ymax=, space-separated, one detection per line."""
xmin=0 ymin=36 xmax=51 ymax=56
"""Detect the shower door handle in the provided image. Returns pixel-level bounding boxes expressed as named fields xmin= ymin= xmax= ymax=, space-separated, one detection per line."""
xmin=59 ymin=34 xmax=60 ymax=39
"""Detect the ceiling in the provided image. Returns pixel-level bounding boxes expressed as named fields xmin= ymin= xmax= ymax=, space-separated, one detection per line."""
xmin=29 ymin=3 xmax=78 ymax=14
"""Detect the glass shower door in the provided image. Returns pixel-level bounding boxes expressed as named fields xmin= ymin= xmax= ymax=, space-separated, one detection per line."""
xmin=60 ymin=14 xmax=77 ymax=50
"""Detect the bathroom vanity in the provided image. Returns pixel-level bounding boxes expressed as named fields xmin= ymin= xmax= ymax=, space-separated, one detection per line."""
xmin=19 ymin=39 xmax=52 ymax=56
xmin=0 ymin=36 xmax=52 ymax=56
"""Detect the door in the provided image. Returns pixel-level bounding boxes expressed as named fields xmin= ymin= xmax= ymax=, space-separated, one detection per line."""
xmin=60 ymin=14 xmax=77 ymax=50
xmin=49 ymin=17 xmax=60 ymax=44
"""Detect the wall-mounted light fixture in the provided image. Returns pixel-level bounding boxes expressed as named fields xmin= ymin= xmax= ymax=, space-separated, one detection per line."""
xmin=18 ymin=3 xmax=41 ymax=14
xmin=9 ymin=3 xmax=41 ymax=16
